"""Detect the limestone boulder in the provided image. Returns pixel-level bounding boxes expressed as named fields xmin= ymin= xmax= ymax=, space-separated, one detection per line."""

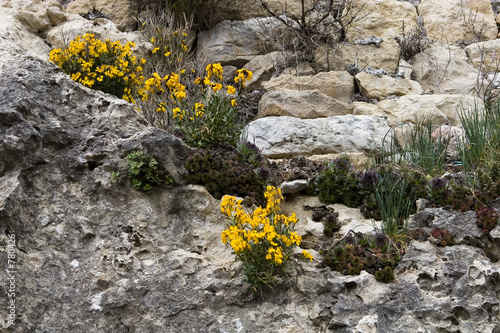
xmin=0 ymin=6 xmax=51 ymax=59
xmin=343 ymin=0 xmax=418 ymax=41
xmin=66 ymin=0 xmax=137 ymax=32
xmin=375 ymin=94 xmax=481 ymax=126
xmin=243 ymin=51 xmax=287 ymax=91
xmin=244 ymin=115 xmax=392 ymax=158
xmin=412 ymin=42 xmax=479 ymax=94
xmin=465 ymin=39 xmax=500 ymax=71
xmin=197 ymin=17 xmax=285 ymax=67
xmin=315 ymin=39 xmax=401 ymax=73
xmin=418 ymin=0 xmax=498 ymax=43
xmin=262 ymin=71 xmax=354 ymax=103
xmin=46 ymin=17 xmax=150 ymax=59
xmin=355 ymin=72 xmax=423 ymax=100
xmin=258 ymin=90 xmax=353 ymax=118
xmin=10 ymin=0 xmax=67 ymax=34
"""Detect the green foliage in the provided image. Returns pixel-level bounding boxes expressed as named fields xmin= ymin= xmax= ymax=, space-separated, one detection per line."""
xmin=315 ymin=158 xmax=360 ymax=207
xmin=321 ymin=231 xmax=406 ymax=283
xmin=125 ymin=150 xmax=174 ymax=191
xmin=374 ymin=170 xmax=414 ymax=236
xmin=184 ymin=144 xmax=271 ymax=203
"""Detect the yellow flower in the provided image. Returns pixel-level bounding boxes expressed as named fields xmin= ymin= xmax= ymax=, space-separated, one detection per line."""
xmin=152 ymin=47 xmax=160 ymax=54
xmin=231 ymin=99 xmax=237 ymax=107
xmin=164 ymin=51 xmax=171 ymax=57
xmin=226 ymin=85 xmax=236 ymax=95
xmin=302 ymin=250 xmax=313 ymax=262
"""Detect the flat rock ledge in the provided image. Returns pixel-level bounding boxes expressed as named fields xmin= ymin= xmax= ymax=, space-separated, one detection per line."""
xmin=245 ymin=115 xmax=392 ymax=159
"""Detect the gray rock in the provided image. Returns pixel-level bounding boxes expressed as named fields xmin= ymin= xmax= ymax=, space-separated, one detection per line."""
xmin=245 ymin=115 xmax=392 ymax=158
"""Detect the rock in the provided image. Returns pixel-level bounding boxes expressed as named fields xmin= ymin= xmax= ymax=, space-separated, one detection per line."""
xmin=343 ymin=0 xmax=418 ymax=41
xmin=412 ymin=42 xmax=480 ymax=95
xmin=46 ymin=17 xmax=150 ymax=59
xmin=398 ymin=59 xmax=413 ymax=79
xmin=375 ymin=94 xmax=481 ymax=126
xmin=245 ymin=115 xmax=392 ymax=158
xmin=315 ymin=39 xmax=401 ymax=73
xmin=258 ymin=90 xmax=352 ymax=118
xmin=262 ymin=71 xmax=354 ymax=103
xmin=279 ymin=179 xmax=309 ymax=194
xmin=355 ymin=72 xmax=423 ymax=100
xmin=66 ymin=0 xmax=137 ymax=32
xmin=418 ymin=0 xmax=498 ymax=44
xmin=11 ymin=0 xmax=66 ymax=34
xmin=465 ymin=39 xmax=500 ymax=71
xmin=243 ymin=51 xmax=287 ymax=90
xmin=197 ymin=17 xmax=285 ymax=67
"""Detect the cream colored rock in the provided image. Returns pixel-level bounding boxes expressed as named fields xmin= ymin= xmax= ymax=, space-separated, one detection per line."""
xmin=355 ymin=72 xmax=423 ymax=100
xmin=66 ymin=0 xmax=137 ymax=32
xmin=343 ymin=0 xmax=418 ymax=41
xmin=412 ymin=42 xmax=479 ymax=94
xmin=315 ymin=39 xmax=401 ymax=73
xmin=197 ymin=17 xmax=285 ymax=67
xmin=10 ymin=0 xmax=66 ymax=34
xmin=0 ymin=2 xmax=55 ymax=59
xmin=46 ymin=17 xmax=150 ymax=59
xmin=418 ymin=0 xmax=497 ymax=43
xmin=376 ymin=94 xmax=482 ymax=126
xmin=352 ymin=101 xmax=383 ymax=116
xmin=243 ymin=51 xmax=287 ymax=90
xmin=262 ymin=71 xmax=354 ymax=103
xmin=307 ymin=153 xmax=370 ymax=170
xmin=465 ymin=39 xmax=500 ymax=71
xmin=258 ymin=90 xmax=352 ymax=118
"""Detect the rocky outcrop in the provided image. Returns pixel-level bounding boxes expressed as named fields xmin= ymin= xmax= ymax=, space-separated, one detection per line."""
xmin=315 ymin=39 xmax=401 ymax=73
xmin=197 ymin=17 xmax=285 ymax=67
xmin=262 ymin=71 xmax=354 ymax=103
xmin=355 ymin=72 xmax=423 ymax=100
xmin=258 ymin=90 xmax=353 ymax=118
xmin=343 ymin=0 xmax=418 ymax=41
xmin=465 ymin=39 xmax=500 ymax=71
xmin=418 ymin=0 xmax=498 ymax=43
xmin=66 ymin=0 xmax=137 ymax=32
xmin=245 ymin=115 xmax=392 ymax=158
xmin=412 ymin=42 xmax=480 ymax=95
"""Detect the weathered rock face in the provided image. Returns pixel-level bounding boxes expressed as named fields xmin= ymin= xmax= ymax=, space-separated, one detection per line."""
xmin=66 ymin=0 xmax=137 ymax=32
xmin=355 ymin=72 xmax=423 ymax=100
xmin=197 ymin=18 xmax=285 ymax=67
xmin=343 ymin=0 xmax=418 ymax=41
xmin=262 ymin=71 xmax=354 ymax=103
xmin=315 ymin=39 xmax=401 ymax=73
xmin=258 ymin=90 xmax=353 ymax=118
xmin=374 ymin=94 xmax=481 ymax=126
xmin=465 ymin=39 xmax=500 ymax=71
xmin=245 ymin=115 xmax=392 ymax=158
xmin=412 ymin=42 xmax=480 ymax=95
xmin=418 ymin=0 xmax=498 ymax=43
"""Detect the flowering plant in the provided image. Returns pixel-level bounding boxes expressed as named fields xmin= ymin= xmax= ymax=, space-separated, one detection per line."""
xmin=48 ymin=33 xmax=147 ymax=103
xmin=221 ymin=186 xmax=313 ymax=293
xmin=144 ymin=62 xmax=252 ymax=148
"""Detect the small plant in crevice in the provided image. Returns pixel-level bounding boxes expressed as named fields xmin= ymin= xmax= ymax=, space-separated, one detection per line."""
xmin=321 ymin=231 xmax=406 ymax=283
xmin=429 ymin=228 xmax=455 ymax=247
xmin=125 ymin=150 xmax=174 ymax=191
xmin=315 ymin=157 xmax=360 ymax=207
xmin=221 ymin=186 xmax=313 ymax=294
xmin=310 ymin=206 xmax=340 ymax=237
xmin=184 ymin=144 xmax=271 ymax=204
xmin=475 ymin=206 xmax=499 ymax=235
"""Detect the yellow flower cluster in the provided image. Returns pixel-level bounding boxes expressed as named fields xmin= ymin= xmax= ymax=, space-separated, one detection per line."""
xmin=144 ymin=72 xmax=186 ymax=103
xmin=221 ymin=186 xmax=312 ymax=267
xmin=48 ymin=33 xmax=146 ymax=103
xmin=149 ymin=29 xmax=189 ymax=66
xmin=234 ymin=69 xmax=253 ymax=87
